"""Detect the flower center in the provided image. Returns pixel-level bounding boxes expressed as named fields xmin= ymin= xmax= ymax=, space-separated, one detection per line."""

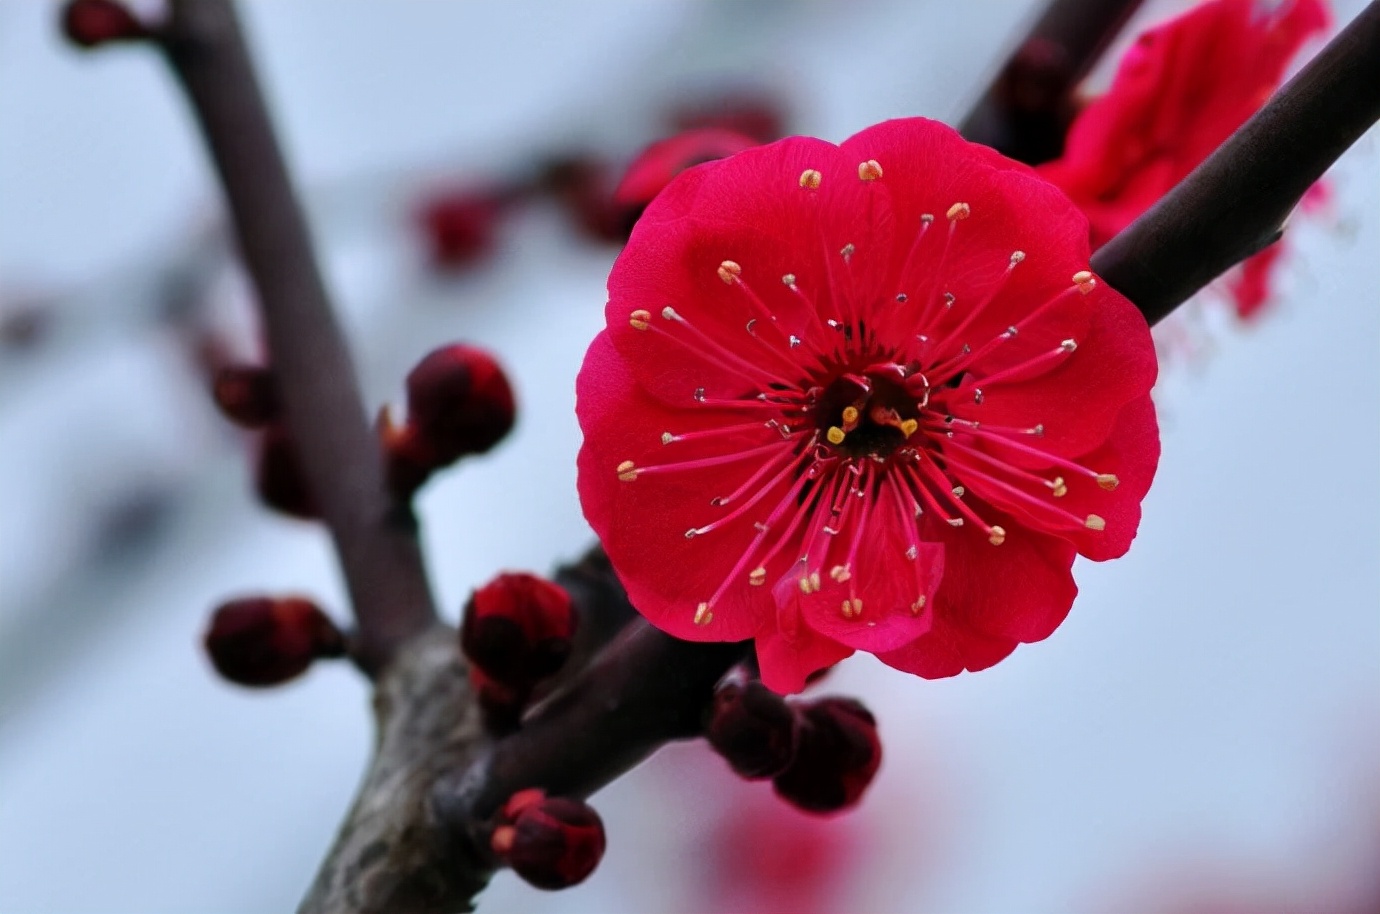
xmin=811 ymin=362 xmax=929 ymax=460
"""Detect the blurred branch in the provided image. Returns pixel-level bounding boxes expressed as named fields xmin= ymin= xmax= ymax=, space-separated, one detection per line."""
xmin=1092 ymin=1 xmax=1380 ymax=325
xmin=158 ymin=0 xmax=438 ymax=673
xmin=960 ymin=0 xmax=1145 ymax=162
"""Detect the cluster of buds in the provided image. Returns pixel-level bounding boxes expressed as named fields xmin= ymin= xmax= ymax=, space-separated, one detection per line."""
xmin=413 ymin=91 xmax=786 ymax=268
xmin=460 ymin=572 xmax=576 ymax=732
xmin=490 ymin=789 xmax=606 ymax=890
xmin=208 ymin=364 xmax=320 ymax=520
xmin=381 ymin=344 xmax=516 ymax=499
xmin=705 ymin=678 xmax=881 ymax=814
xmin=203 ymin=596 xmax=346 ymax=687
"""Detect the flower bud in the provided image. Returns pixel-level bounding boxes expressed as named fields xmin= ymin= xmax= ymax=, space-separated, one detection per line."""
xmin=705 ymin=679 xmax=799 ymax=779
xmin=613 ymin=128 xmax=759 ymax=219
xmin=203 ymin=596 xmax=345 ymax=687
xmin=61 ymin=0 xmax=147 ymax=48
xmin=491 ymin=790 xmax=606 ymax=891
xmin=535 ymin=154 xmax=630 ymax=243
xmin=406 ymin=344 xmax=516 ymax=461
xmin=212 ymin=365 xmax=279 ymax=428
xmin=254 ymin=427 xmax=318 ymax=520
xmin=772 ymin=698 xmax=881 ymax=814
xmin=415 ymin=187 xmax=509 ymax=271
xmin=461 ymin=572 xmax=575 ymax=687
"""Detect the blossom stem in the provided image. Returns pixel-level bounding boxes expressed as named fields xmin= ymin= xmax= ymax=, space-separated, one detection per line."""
xmin=1092 ymin=1 xmax=1380 ymax=325
xmin=157 ymin=0 xmax=439 ymax=675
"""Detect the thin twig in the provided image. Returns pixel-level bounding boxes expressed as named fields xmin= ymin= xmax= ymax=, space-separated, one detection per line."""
xmin=1093 ymin=1 xmax=1380 ymax=324
xmin=158 ymin=0 xmax=438 ymax=673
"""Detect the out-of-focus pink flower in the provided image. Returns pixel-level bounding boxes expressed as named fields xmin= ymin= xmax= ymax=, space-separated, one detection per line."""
xmin=1038 ymin=0 xmax=1330 ymax=318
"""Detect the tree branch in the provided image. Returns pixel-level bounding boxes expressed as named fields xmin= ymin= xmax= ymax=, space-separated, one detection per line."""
xmin=159 ymin=0 xmax=437 ymax=674
xmin=1092 ymin=1 xmax=1380 ymax=325
xmin=959 ymin=0 xmax=1146 ymax=162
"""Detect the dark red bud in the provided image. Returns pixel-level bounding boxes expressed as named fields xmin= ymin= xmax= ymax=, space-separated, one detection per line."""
xmin=461 ymin=572 xmax=575 ymax=687
xmin=203 ymin=596 xmax=345 ymax=687
xmin=669 ymin=91 xmax=787 ymax=143
xmin=378 ymin=408 xmax=437 ymax=499
xmin=405 ymin=344 xmax=516 ymax=463
xmin=772 ymin=697 xmax=881 ymax=814
xmin=535 ymin=155 xmax=632 ymax=243
xmin=614 ymin=128 xmax=759 ymax=216
xmin=491 ymin=790 xmax=606 ymax=891
xmin=212 ymin=365 xmax=280 ymax=428
xmin=415 ymin=187 xmax=509 ymax=271
xmin=61 ymin=0 xmax=147 ymax=48
xmin=254 ymin=427 xmax=318 ymax=520
xmin=706 ymin=680 xmax=800 ymax=779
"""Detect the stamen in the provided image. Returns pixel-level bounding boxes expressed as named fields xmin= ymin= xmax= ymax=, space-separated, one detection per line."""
xmin=827 ymin=426 xmax=846 ymax=445
xmin=946 ymin=202 xmax=971 ymax=221
xmin=799 ymin=169 xmax=823 ymax=189
xmin=617 ymin=460 xmax=638 ymax=482
xmin=935 ymin=420 xmax=1117 ymax=487
xmin=661 ymin=419 xmax=786 ymax=447
xmin=1097 ymin=474 xmax=1120 ymax=491
xmin=951 ymin=339 xmax=1077 ymax=390
xmin=629 ymin=309 xmax=651 ymax=331
xmin=857 ymin=160 xmax=883 ymax=181
xmin=653 ymin=306 xmax=798 ymax=388
xmin=1085 ymin=514 xmax=1106 ymax=531
xmin=840 ymin=597 xmax=863 ymax=619
xmin=694 ymin=602 xmax=713 ymax=625
xmin=988 ymin=525 xmax=1006 ymax=546
xmin=717 ymin=260 xmax=743 ymax=284
xmin=628 ymin=439 xmax=792 ymax=480
xmin=1072 ymin=270 xmax=1096 ymax=294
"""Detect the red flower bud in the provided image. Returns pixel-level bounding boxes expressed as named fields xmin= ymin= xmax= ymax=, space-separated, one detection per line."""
xmin=613 ymin=128 xmax=760 ymax=220
xmin=669 ymin=91 xmax=787 ymax=143
xmin=406 ymin=344 xmax=516 ymax=461
xmin=415 ymin=187 xmax=509 ymax=271
xmin=61 ymin=0 xmax=147 ymax=48
xmin=254 ymin=427 xmax=318 ymax=520
xmin=491 ymin=790 xmax=606 ymax=891
xmin=705 ymin=679 xmax=799 ymax=779
xmin=535 ymin=154 xmax=633 ymax=243
xmin=203 ymin=596 xmax=345 ymax=687
xmin=212 ymin=365 xmax=279 ymax=428
xmin=772 ymin=698 xmax=881 ymax=814
xmin=461 ymin=572 xmax=575 ymax=687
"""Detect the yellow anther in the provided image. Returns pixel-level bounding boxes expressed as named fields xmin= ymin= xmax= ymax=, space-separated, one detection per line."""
xmin=988 ymin=525 xmax=1007 ymax=546
xmin=826 ymin=426 xmax=847 ymax=445
xmin=797 ymin=571 xmax=821 ymax=594
xmin=946 ymin=202 xmax=971 ymax=221
xmin=900 ymin=418 xmax=919 ymax=438
xmin=840 ymin=597 xmax=863 ymax=618
xmin=829 ymin=564 xmax=851 ymax=583
xmin=629 ymin=309 xmax=651 ymax=331
xmin=799 ymin=168 xmax=823 ymax=189
xmin=1096 ymin=473 xmax=1120 ymax=491
xmin=841 ymin=405 xmax=860 ymax=425
xmin=1049 ymin=476 xmax=1068 ymax=498
xmin=857 ymin=159 xmax=883 ymax=181
xmin=1085 ymin=514 xmax=1106 ymax=531
xmin=749 ymin=567 xmax=767 ymax=586
xmin=1073 ymin=270 xmax=1097 ymax=294
xmin=617 ymin=460 xmax=638 ymax=482
xmin=694 ymin=603 xmax=713 ymax=626
xmin=717 ymin=260 xmax=742 ymax=284
xmin=951 ymin=485 xmax=966 ymax=499
xmin=910 ymin=595 xmax=927 ymax=615
xmin=660 ymin=432 xmax=674 ymax=445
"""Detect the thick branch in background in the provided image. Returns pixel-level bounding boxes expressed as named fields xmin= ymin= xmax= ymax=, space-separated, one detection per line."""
xmin=160 ymin=0 xmax=437 ymax=674
xmin=1093 ymin=1 xmax=1380 ymax=324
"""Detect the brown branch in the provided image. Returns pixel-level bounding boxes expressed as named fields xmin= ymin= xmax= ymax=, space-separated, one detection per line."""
xmin=1092 ymin=1 xmax=1380 ymax=325
xmin=158 ymin=0 xmax=438 ymax=674
xmin=959 ymin=0 xmax=1146 ymax=163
